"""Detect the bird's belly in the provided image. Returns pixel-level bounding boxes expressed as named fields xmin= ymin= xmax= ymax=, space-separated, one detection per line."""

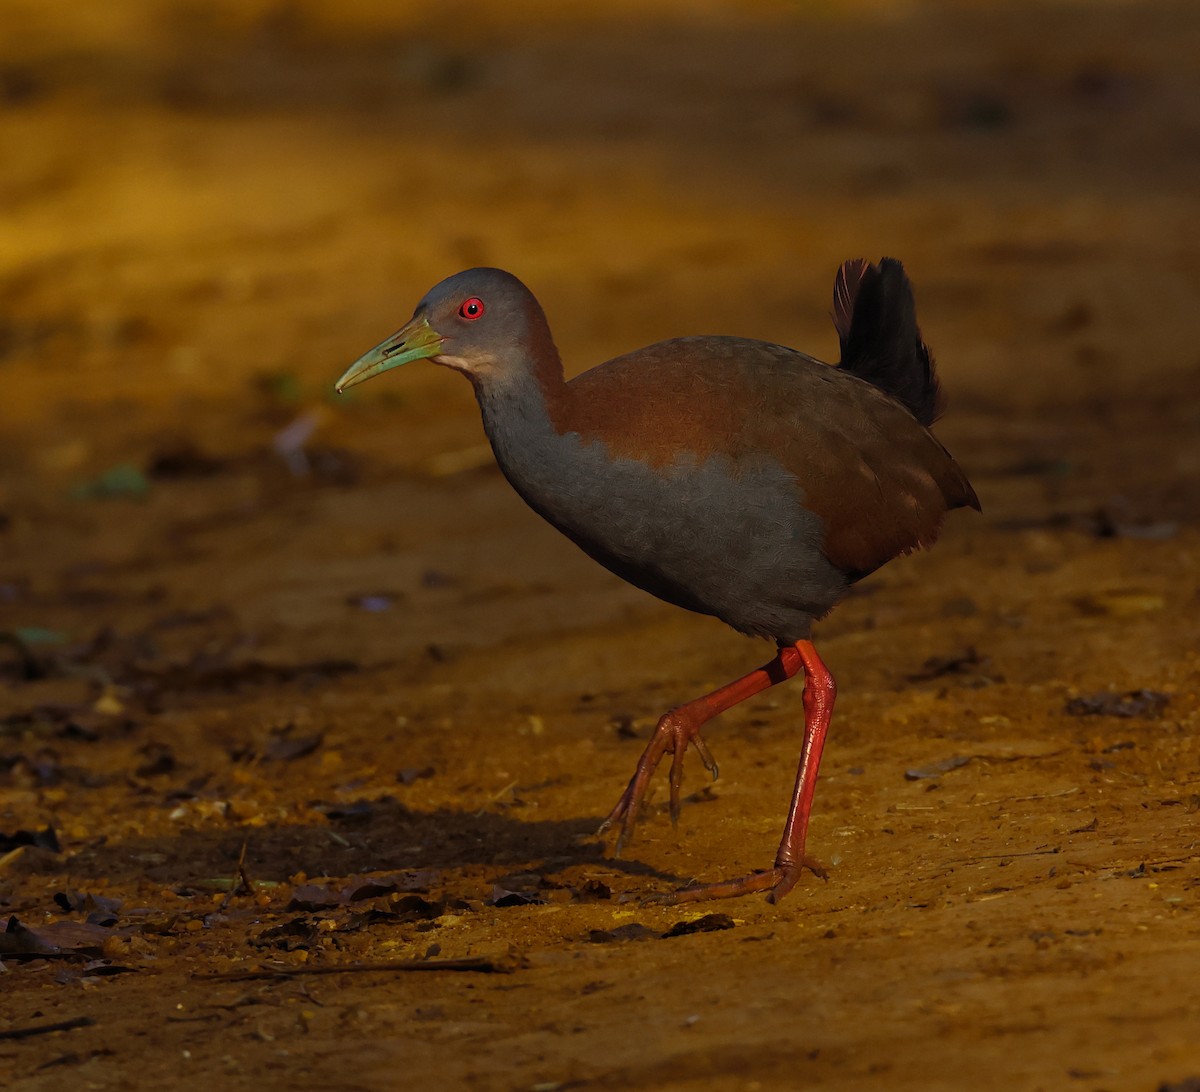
xmin=509 ymin=441 xmax=849 ymax=642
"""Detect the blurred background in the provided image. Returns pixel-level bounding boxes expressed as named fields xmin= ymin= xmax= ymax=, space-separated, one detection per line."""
xmin=5 ymin=0 xmax=1198 ymax=634
xmin=6 ymin=0 xmax=1199 ymax=649
xmin=5 ymin=0 xmax=1199 ymax=456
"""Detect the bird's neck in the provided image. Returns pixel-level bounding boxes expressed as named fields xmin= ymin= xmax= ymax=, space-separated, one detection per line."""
xmin=469 ymin=355 xmax=582 ymax=513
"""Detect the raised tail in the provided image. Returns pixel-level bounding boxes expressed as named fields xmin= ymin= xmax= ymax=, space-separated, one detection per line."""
xmin=833 ymin=257 xmax=944 ymax=428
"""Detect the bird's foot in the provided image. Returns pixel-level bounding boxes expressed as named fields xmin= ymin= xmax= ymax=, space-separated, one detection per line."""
xmin=597 ymin=706 xmax=719 ymax=854
xmin=642 ymin=856 xmax=828 ymax=906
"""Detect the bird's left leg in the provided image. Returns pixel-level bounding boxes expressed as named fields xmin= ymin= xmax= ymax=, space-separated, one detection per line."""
xmin=598 ymin=644 xmax=804 ymax=853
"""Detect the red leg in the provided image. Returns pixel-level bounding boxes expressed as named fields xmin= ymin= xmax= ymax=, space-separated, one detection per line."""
xmin=598 ymin=644 xmax=803 ymax=854
xmin=647 ymin=640 xmax=837 ymax=905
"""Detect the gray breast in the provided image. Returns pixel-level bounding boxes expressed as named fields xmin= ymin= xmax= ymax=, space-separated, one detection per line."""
xmin=475 ymin=375 xmax=849 ymax=643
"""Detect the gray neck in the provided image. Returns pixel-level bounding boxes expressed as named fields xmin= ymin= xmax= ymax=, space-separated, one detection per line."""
xmin=472 ymin=370 xmax=578 ymax=521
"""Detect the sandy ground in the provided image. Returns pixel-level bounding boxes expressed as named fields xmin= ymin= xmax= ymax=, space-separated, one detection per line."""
xmin=2 ymin=1 xmax=1200 ymax=1089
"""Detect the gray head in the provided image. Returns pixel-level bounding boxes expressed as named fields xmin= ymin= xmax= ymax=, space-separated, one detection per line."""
xmin=335 ymin=268 xmax=560 ymax=392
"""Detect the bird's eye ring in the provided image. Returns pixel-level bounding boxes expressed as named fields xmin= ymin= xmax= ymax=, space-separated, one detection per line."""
xmin=459 ymin=297 xmax=485 ymax=320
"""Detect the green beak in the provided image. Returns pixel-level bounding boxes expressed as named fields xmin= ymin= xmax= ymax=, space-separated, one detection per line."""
xmin=335 ymin=314 xmax=445 ymax=393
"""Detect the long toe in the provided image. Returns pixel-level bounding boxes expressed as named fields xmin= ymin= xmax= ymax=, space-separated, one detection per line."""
xmin=599 ymin=709 xmax=719 ymax=850
xmin=644 ymin=857 xmax=827 ymax=906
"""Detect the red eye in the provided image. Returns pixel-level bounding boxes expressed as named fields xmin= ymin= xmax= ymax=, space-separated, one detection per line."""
xmin=458 ymin=297 xmax=485 ymax=320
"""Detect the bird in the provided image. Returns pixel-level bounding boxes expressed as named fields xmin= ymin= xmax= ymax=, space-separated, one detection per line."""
xmin=336 ymin=258 xmax=980 ymax=904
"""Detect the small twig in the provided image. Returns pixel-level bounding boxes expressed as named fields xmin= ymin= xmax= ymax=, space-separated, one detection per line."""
xmin=0 ymin=846 xmax=28 ymax=874
xmin=236 ymin=841 xmax=254 ymax=897
xmin=221 ymin=839 xmax=255 ymax=909
xmin=199 ymin=958 xmax=507 ymax=982
xmin=968 ymin=787 xmax=1081 ymax=807
xmin=474 ymin=780 xmax=519 ymax=817
xmin=948 ymin=847 xmax=1062 ymax=865
xmin=0 ymin=1016 xmax=95 ymax=1042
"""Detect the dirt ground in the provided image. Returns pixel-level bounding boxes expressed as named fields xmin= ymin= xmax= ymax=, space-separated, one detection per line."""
xmin=2 ymin=1 xmax=1200 ymax=1089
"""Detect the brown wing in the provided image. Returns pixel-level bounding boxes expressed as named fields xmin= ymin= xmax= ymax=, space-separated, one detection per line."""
xmin=556 ymin=337 xmax=978 ymax=578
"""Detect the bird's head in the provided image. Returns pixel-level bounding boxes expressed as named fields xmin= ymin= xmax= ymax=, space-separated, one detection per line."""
xmin=335 ymin=267 xmax=558 ymax=393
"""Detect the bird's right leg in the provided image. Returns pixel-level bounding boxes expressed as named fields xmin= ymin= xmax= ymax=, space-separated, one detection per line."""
xmin=598 ymin=645 xmax=803 ymax=854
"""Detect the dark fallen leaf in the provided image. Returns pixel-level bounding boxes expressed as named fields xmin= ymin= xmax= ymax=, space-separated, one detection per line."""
xmin=1045 ymin=301 xmax=1093 ymax=336
xmin=54 ymin=891 xmax=85 ymax=914
xmin=0 ymin=578 xmax=27 ymax=602
xmin=0 ymin=917 xmax=59 ymax=959
xmin=682 ymin=784 xmax=720 ymax=809
xmin=490 ymin=885 xmax=545 ymax=908
xmin=386 ymin=895 xmax=444 ymax=920
xmin=345 ymin=895 xmax=448 ymax=929
xmin=58 ymin=719 xmax=102 ymax=742
xmin=389 ymin=868 xmax=440 ymax=892
xmin=905 ymin=755 xmax=974 ymax=781
xmin=0 ymin=826 xmax=60 ymax=853
xmin=286 ymin=885 xmax=345 ymax=912
xmin=134 ymin=913 xmax=180 ymax=935
xmin=1095 ymin=514 xmax=1178 ymax=540
xmin=347 ymin=592 xmax=398 ymax=612
xmin=943 ymin=88 xmax=1012 ymax=130
xmin=0 ymin=630 xmax=51 ymax=679
xmin=37 ymin=1050 xmax=115 ymax=1071
xmin=37 ymin=920 xmax=121 ymax=949
xmin=345 ymin=874 xmax=438 ymax=901
xmin=0 ymin=916 xmax=112 ymax=960
xmin=1093 ymin=498 xmax=1179 ymax=541
xmin=288 ymin=873 xmax=440 ymax=914
xmin=263 ymin=728 xmax=323 ymax=763
xmin=610 ymin=714 xmax=640 ymax=740
xmin=0 ymin=1016 xmax=94 ymax=1042
xmin=397 ymin=766 xmax=435 ymax=785
xmin=129 ymin=655 xmax=359 ymax=698
xmin=80 ymin=960 xmax=137 ymax=976
xmin=574 ymin=879 xmax=612 ymax=902
xmin=163 ymin=772 xmax=214 ymax=803
xmin=907 ymin=646 xmax=992 ymax=683
xmin=661 ymin=913 xmax=736 ymax=938
xmin=203 ymin=955 xmax=505 ymax=981
xmin=134 ymin=742 xmax=176 ymax=777
xmin=588 ymin=923 xmax=657 ymax=944
xmin=336 ymin=910 xmax=373 ymax=932
xmin=318 ymin=798 xmax=380 ymax=821
xmin=146 ymin=443 xmax=227 ymax=479
xmin=344 ymin=878 xmax=399 ymax=902
xmin=53 ymin=890 xmax=123 ymax=917
xmin=3 ymin=751 xmax=61 ymax=786
xmin=252 ymin=917 xmax=320 ymax=951
xmin=1066 ymin=690 xmax=1169 ymax=719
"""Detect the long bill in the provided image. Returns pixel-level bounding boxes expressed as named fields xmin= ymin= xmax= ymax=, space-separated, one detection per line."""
xmin=335 ymin=314 xmax=445 ymax=393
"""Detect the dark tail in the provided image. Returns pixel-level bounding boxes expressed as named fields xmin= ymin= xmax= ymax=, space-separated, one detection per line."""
xmin=833 ymin=257 xmax=944 ymax=428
